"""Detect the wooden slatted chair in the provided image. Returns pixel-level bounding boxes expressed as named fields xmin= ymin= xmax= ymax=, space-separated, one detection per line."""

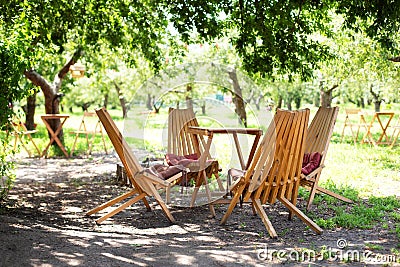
xmin=390 ymin=116 xmax=400 ymax=149
xmin=167 ymin=107 xmax=224 ymax=216
xmin=9 ymin=117 xmax=40 ymax=157
xmin=301 ymin=107 xmax=353 ymax=210
xmin=70 ymin=111 xmax=108 ymax=156
xmin=340 ymin=108 xmax=362 ymax=145
xmin=217 ymin=109 xmax=322 ymax=238
xmin=86 ymin=107 xmax=183 ymax=224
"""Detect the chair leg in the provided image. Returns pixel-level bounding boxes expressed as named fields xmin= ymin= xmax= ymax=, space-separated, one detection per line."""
xmin=390 ymin=128 xmax=400 ymax=149
xmin=86 ymin=189 xmax=138 ymax=215
xmin=252 ymin=198 xmax=277 ymax=238
xmin=149 ymin=186 xmax=176 ymax=223
xmin=220 ymin=181 xmax=246 ymax=225
xmin=306 ymin=175 xmax=321 ymax=211
xmin=315 ymin=186 xmax=353 ymax=203
xmin=278 ymin=196 xmax=323 ymax=235
xmin=95 ymin=192 xmax=147 ymax=224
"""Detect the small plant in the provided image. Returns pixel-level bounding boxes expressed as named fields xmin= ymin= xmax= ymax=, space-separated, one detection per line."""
xmin=0 ymin=135 xmax=16 ymax=202
xmin=365 ymin=243 xmax=384 ymax=251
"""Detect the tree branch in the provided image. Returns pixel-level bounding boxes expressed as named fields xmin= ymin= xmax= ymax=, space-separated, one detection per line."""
xmin=24 ymin=70 xmax=53 ymax=96
xmin=389 ymin=56 xmax=400 ymax=62
xmin=54 ymin=48 xmax=84 ymax=91
xmin=327 ymin=84 xmax=338 ymax=93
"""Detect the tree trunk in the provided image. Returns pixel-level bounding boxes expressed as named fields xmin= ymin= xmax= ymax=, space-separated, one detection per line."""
xmin=254 ymin=94 xmax=264 ymax=110
xmin=186 ymin=84 xmax=193 ymax=109
xmin=277 ymin=96 xmax=283 ymax=109
xmin=114 ymin=81 xmax=127 ymax=118
xmin=146 ymin=93 xmax=152 ymax=110
xmin=153 ymin=99 xmax=163 ymax=113
xmin=286 ymin=97 xmax=292 ymax=110
xmin=320 ymin=81 xmax=338 ymax=108
xmin=201 ymin=101 xmax=206 ymax=115
xmin=25 ymin=91 xmax=37 ymax=130
xmin=360 ymin=97 xmax=365 ymax=108
xmin=370 ymin=85 xmax=382 ymax=112
xmin=103 ymin=92 xmax=109 ymax=108
xmin=228 ymin=68 xmax=247 ymax=127
xmin=294 ymin=96 xmax=301 ymax=110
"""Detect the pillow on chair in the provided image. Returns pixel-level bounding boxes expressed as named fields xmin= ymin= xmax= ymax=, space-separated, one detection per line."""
xmin=301 ymin=152 xmax=322 ymax=175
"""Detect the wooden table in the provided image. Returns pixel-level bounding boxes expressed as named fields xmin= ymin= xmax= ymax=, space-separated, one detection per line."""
xmin=41 ymin=114 xmax=70 ymax=157
xmin=187 ymin=126 xmax=263 ymax=209
xmin=359 ymin=112 xmax=395 ymax=146
xmin=188 ymin=126 xmax=263 ymax=170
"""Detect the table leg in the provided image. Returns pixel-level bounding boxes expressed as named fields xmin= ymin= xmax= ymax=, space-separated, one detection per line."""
xmin=360 ymin=115 xmax=377 ymax=147
xmin=376 ymin=114 xmax=393 ymax=144
xmin=232 ymin=132 xmax=245 ymax=170
xmin=41 ymin=118 xmax=69 ymax=158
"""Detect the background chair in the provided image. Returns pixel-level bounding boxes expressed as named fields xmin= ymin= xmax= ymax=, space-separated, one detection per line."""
xmin=167 ymin=107 xmax=224 ymax=216
xmin=86 ymin=108 xmax=183 ymax=224
xmin=9 ymin=116 xmax=40 ymax=157
xmin=390 ymin=116 xmax=400 ymax=148
xmin=341 ymin=108 xmax=362 ymax=145
xmin=301 ymin=107 xmax=353 ymax=211
xmin=70 ymin=111 xmax=108 ymax=156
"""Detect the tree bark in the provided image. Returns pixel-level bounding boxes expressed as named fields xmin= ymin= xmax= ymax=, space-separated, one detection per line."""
xmin=186 ymin=84 xmax=193 ymax=110
xmin=228 ymin=68 xmax=247 ymax=127
xmin=277 ymin=95 xmax=283 ymax=109
xmin=320 ymin=81 xmax=338 ymax=108
xmin=370 ymin=85 xmax=382 ymax=112
xmin=114 ymin=81 xmax=127 ymax=118
xmin=146 ymin=93 xmax=152 ymax=110
xmin=103 ymin=92 xmax=109 ymax=109
xmin=25 ymin=91 xmax=37 ymax=130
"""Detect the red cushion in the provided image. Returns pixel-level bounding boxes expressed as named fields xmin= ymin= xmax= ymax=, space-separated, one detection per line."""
xmin=301 ymin=152 xmax=322 ymax=175
xmin=147 ymin=164 xmax=185 ymax=179
xmin=165 ymin=153 xmax=199 ymax=167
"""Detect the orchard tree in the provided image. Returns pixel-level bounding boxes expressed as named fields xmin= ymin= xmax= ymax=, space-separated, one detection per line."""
xmin=0 ymin=0 xmax=169 ymax=145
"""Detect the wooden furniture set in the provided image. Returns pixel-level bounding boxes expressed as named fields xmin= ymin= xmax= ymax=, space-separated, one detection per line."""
xmin=86 ymin=106 xmax=358 ymax=238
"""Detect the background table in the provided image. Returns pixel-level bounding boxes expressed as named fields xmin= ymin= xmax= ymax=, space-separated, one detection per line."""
xmin=41 ymin=114 xmax=70 ymax=157
xmin=359 ymin=112 xmax=395 ymax=146
xmin=188 ymin=126 xmax=263 ymax=170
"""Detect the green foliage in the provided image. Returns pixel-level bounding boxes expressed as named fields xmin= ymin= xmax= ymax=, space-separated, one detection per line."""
xmin=0 ymin=136 xmax=16 ymax=202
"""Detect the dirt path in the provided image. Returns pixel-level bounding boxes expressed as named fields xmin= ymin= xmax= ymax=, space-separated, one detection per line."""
xmin=0 ymin=153 xmax=398 ymax=267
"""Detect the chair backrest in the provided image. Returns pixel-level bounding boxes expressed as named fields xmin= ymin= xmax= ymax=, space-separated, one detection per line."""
xmin=305 ymin=107 xmax=339 ymax=163
xmin=344 ymin=108 xmax=361 ymax=124
xmin=243 ymin=109 xmax=309 ymax=204
xmin=167 ymin=107 xmax=203 ymax=157
xmin=78 ymin=111 xmax=101 ymax=132
xmin=95 ymin=107 xmax=152 ymax=195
